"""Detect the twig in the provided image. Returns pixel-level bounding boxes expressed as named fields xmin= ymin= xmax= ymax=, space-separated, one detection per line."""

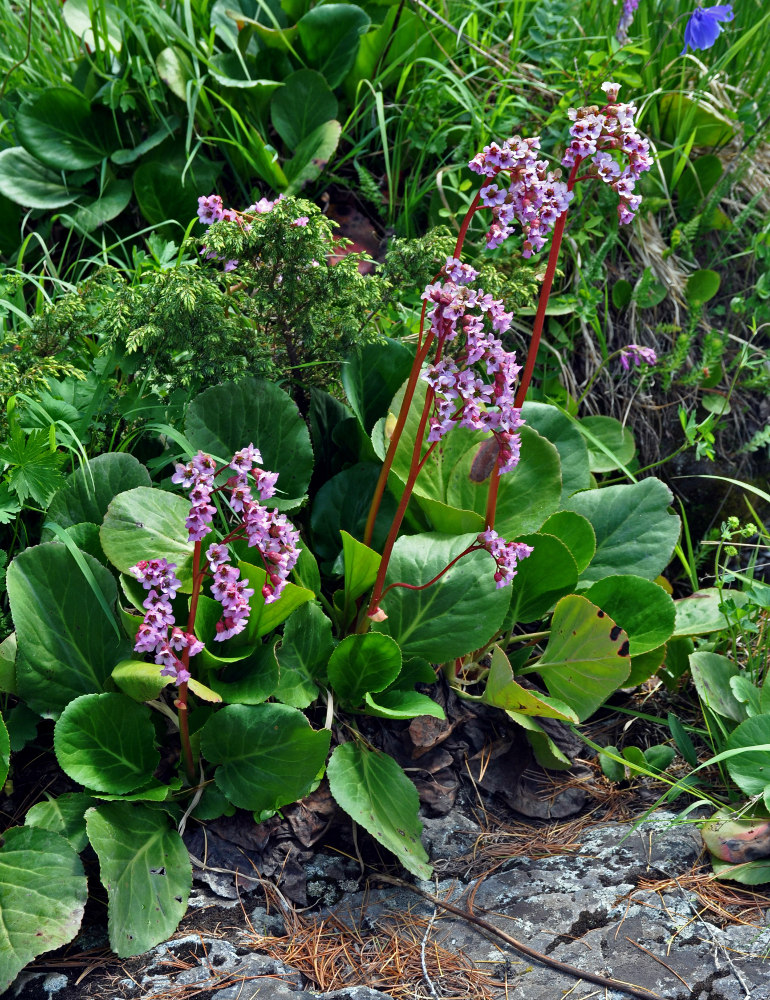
xmin=375 ymin=874 xmax=661 ymax=1000
xmin=420 ymin=897 xmax=441 ymax=998
xmin=625 ymin=938 xmax=691 ymax=991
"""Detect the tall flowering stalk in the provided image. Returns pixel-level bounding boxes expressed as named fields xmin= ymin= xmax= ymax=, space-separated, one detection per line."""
xmin=130 ymin=446 xmax=299 ymax=781
xmin=364 ymin=84 xmax=651 ymax=620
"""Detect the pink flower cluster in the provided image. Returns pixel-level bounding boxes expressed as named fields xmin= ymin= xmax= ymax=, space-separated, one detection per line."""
xmin=420 ymin=258 xmax=524 ymax=473
xmin=206 ymin=543 xmax=254 ymax=641
xmin=172 ymin=445 xmax=300 ymax=607
xmin=620 ymin=344 xmax=657 ymax=371
xmin=196 ymin=193 xmax=285 ymax=272
xmin=468 ymin=136 xmax=573 ymax=256
xmin=562 ymin=83 xmax=652 ymax=225
xmin=476 ymin=530 xmax=534 ymax=588
xmin=131 ymin=558 xmax=202 ymax=685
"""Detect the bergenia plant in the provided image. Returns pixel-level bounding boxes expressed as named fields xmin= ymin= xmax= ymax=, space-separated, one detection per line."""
xmin=4 ymin=85 xmax=687 ymax=980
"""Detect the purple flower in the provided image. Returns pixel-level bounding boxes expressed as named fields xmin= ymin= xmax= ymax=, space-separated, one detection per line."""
xmin=616 ymin=0 xmax=640 ymax=44
xmin=681 ymin=5 xmax=734 ymax=54
xmin=291 ymin=215 xmax=310 ymax=227
xmin=620 ymin=344 xmax=657 ymax=370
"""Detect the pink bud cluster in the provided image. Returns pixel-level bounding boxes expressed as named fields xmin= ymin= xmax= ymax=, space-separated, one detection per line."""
xmin=620 ymin=344 xmax=657 ymax=371
xmin=172 ymin=445 xmax=300 ymax=607
xmin=420 ymin=258 xmax=524 ymax=473
xmin=477 ymin=530 xmax=534 ymax=588
xmin=196 ymin=193 xmax=285 ymax=272
xmin=468 ymin=137 xmax=573 ymax=256
xmin=131 ymin=558 xmax=202 ymax=685
xmin=562 ymin=83 xmax=652 ymax=226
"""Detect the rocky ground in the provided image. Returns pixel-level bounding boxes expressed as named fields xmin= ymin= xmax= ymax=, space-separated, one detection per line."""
xmin=10 ymin=691 xmax=770 ymax=1000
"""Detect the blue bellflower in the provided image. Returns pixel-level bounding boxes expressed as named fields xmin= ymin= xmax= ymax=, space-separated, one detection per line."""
xmin=681 ymin=4 xmax=734 ymax=54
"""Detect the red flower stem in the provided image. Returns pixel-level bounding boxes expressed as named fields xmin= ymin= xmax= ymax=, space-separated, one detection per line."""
xmin=483 ymin=158 xmax=582 ymax=531
xmin=363 ymin=191 xmax=482 ymax=549
xmin=367 ymin=384 xmax=437 ymax=617
xmin=362 ymin=329 xmax=435 ymax=548
xmin=379 ymin=544 xmax=483 ymax=600
xmin=177 ymin=540 xmax=202 ymax=784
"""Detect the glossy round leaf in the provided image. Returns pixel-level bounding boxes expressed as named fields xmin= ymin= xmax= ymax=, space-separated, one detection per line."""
xmin=578 ymin=416 xmax=636 ymax=473
xmin=271 ymin=69 xmax=337 ymax=147
xmin=564 ymin=478 xmax=680 ymax=584
xmin=521 ymin=401 xmax=591 ymax=500
xmin=0 ymin=147 xmax=81 ymax=209
xmin=186 ymin=378 xmax=313 ymax=511
xmin=54 ymin=693 xmax=159 ymax=794
xmin=725 ymin=716 xmax=770 ymax=797
xmin=6 ymin=544 xmax=128 ymax=718
xmin=296 ymin=3 xmax=371 ymax=87
xmin=506 ymin=532 xmax=578 ymax=626
xmin=45 ymin=453 xmax=151 ymax=535
xmin=328 ymin=633 xmax=402 ymax=707
xmin=540 ymin=511 xmax=596 ymax=574
xmin=16 ymin=88 xmax=119 ymax=170
xmin=201 ymin=704 xmax=331 ymax=813
xmin=372 ymin=532 xmax=511 ymax=661
xmin=86 ymin=802 xmax=191 ymax=957
xmin=100 ymin=487 xmax=194 ymax=591
xmin=535 ymin=594 xmax=631 ymax=721
xmin=0 ymin=827 xmax=87 ymax=992
xmin=583 ymin=575 xmax=675 ymax=655
xmin=25 ymin=792 xmax=96 ymax=853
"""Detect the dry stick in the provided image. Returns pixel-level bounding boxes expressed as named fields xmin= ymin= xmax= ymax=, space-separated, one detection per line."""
xmin=375 ymin=875 xmax=662 ymax=1000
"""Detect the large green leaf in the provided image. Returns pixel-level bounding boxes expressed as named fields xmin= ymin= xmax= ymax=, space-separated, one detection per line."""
xmin=54 ymin=693 xmax=159 ymax=794
xmin=446 ymin=426 xmax=562 ymax=539
xmin=271 ymin=69 xmax=337 ymax=147
xmin=44 ymin=453 xmax=150 ymax=536
xmin=0 ymin=147 xmax=81 ymax=209
xmin=563 ymin=478 xmax=680 ymax=584
xmin=25 ymin=792 xmax=96 ymax=853
xmin=327 ymin=742 xmax=430 ymax=879
xmin=7 ymin=544 xmax=128 ymax=718
xmin=342 ymin=338 xmax=415 ymax=433
xmin=534 ymin=594 xmax=631 ymax=721
xmin=372 ymin=532 xmax=511 ymax=662
xmin=583 ymin=575 xmax=676 ymax=655
xmin=133 ymin=153 xmax=221 ymax=229
xmin=284 ymin=120 xmax=341 ymax=192
xmin=540 ymin=511 xmax=596 ymax=574
xmin=207 ymin=644 xmax=279 ymax=705
xmin=100 ymin=487 xmax=195 ymax=591
xmin=328 ymin=633 xmax=401 ymax=707
xmin=68 ymin=178 xmax=133 ymax=232
xmin=578 ymin=415 xmax=636 ymax=473
xmin=201 ymin=704 xmax=331 ymax=813
xmin=0 ymin=710 xmax=9 ymax=789
xmin=296 ymin=3 xmax=371 ymax=87
xmin=0 ymin=827 xmax=87 ymax=991
xmin=725 ymin=716 xmax=770 ymax=798
xmin=689 ymin=651 xmax=747 ymax=723
xmin=274 ymin=602 xmax=333 ymax=708
xmin=16 ymin=88 xmax=119 ymax=170
xmin=186 ymin=378 xmax=313 ymax=511
xmin=482 ymin=645 xmax=578 ymax=721
xmin=521 ymin=401 xmax=591 ymax=501
xmin=86 ymin=802 xmax=191 ymax=957
xmin=673 ymin=588 xmax=751 ymax=636
xmin=506 ymin=532 xmax=578 ymax=626
xmin=311 ymin=462 xmax=398 ymax=563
